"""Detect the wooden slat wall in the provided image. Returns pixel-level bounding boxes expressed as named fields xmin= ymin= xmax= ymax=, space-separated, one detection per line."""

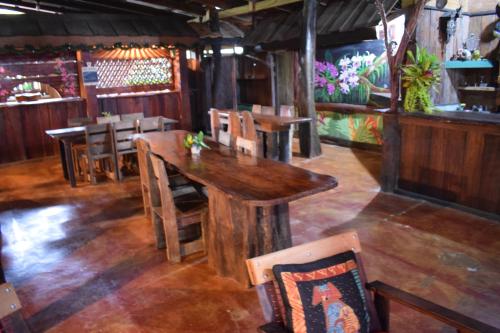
xmin=416 ymin=8 xmax=499 ymax=110
xmin=97 ymin=92 xmax=181 ymax=121
xmin=0 ymin=100 xmax=85 ymax=164
xmin=399 ymin=116 xmax=500 ymax=215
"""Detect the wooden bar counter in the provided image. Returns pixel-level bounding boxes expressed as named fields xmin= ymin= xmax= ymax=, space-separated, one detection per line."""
xmin=0 ymin=97 xmax=85 ymax=164
xmin=398 ymin=111 xmax=500 ymax=217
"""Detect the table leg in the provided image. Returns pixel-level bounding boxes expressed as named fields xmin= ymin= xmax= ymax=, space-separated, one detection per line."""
xmin=59 ymin=140 xmax=69 ymax=180
xmin=207 ymin=187 xmax=291 ymax=286
xmin=266 ymin=132 xmax=279 ymax=161
xmin=278 ymin=129 xmax=292 ymax=163
xmin=62 ymin=140 xmax=77 ymax=188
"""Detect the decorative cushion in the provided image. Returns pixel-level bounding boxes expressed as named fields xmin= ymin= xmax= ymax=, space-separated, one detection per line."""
xmin=272 ymin=251 xmax=370 ymax=333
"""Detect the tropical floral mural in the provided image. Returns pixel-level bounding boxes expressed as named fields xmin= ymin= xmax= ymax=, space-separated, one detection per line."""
xmin=315 ymin=40 xmax=390 ymax=105
xmin=317 ymin=111 xmax=383 ymax=145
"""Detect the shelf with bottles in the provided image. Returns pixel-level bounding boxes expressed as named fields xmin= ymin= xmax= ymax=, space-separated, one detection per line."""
xmin=458 ymin=86 xmax=497 ymax=92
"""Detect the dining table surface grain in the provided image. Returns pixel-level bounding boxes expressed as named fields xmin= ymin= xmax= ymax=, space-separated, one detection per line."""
xmin=134 ymin=130 xmax=337 ymax=206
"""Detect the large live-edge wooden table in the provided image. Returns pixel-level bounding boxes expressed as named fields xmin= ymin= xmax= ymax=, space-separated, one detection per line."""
xmin=209 ymin=110 xmax=311 ymax=163
xmin=135 ymin=130 xmax=338 ymax=285
xmin=46 ymin=118 xmax=178 ymax=187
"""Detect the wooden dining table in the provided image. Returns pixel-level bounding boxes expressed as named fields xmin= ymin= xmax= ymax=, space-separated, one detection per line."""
xmin=46 ymin=118 xmax=178 ymax=187
xmin=209 ymin=109 xmax=311 ymax=163
xmin=134 ymin=130 xmax=338 ymax=285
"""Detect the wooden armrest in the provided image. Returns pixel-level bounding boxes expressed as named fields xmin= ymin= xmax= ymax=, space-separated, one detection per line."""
xmin=259 ymin=322 xmax=290 ymax=333
xmin=367 ymin=280 xmax=500 ymax=333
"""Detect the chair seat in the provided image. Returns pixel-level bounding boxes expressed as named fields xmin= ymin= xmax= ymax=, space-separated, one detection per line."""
xmin=152 ymin=190 xmax=207 ymax=227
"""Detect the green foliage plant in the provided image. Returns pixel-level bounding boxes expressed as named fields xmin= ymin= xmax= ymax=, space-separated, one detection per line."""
xmin=183 ymin=131 xmax=210 ymax=149
xmin=401 ymin=46 xmax=441 ymax=113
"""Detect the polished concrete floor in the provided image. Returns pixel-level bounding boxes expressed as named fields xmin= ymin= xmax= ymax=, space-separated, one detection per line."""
xmin=0 ymin=143 xmax=499 ymax=332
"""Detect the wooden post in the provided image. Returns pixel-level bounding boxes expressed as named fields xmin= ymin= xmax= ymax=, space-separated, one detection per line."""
xmin=297 ymin=0 xmax=322 ymax=158
xmin=267 ymin=53 xmax=279 ymax=115
xmin=209 ymin=8 xmax=225 ymax=109
xmin=77 ymin=51 xmax=99 ymax=120
xmin=177 ymin=48 xmax=193 ymax=130
xmin=375 ymin=0 xmax=428 ymax=192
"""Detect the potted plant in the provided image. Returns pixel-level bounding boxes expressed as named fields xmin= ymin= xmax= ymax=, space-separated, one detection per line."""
xmin=183 ymin=131 xmax=210 ymax=155
xmin=401 ymin=46 xmax=441 ymax=113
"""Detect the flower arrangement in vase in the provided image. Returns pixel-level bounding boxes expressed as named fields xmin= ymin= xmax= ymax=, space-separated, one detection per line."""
xmin=183 ymin=131 xmax=210 ymax=155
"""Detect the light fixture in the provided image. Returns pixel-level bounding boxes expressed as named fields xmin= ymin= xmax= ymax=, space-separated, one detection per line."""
xmin=234 ymin=46 xmax=244 ymax=55
xmin=0 ymin=1 xmax=60 ymax=14
xmin=0 ymin=8 xmax=24 ymax=14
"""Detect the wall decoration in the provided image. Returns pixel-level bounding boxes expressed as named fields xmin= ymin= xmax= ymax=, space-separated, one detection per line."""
xmin=315 ymin=40 xmax=390 ymax=105
xmin=317 ymin=111 xmax=383 ymax=145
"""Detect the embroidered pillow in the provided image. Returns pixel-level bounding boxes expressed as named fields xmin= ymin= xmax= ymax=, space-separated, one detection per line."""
xmin=272 ymin=251 xmax=370 ymax=333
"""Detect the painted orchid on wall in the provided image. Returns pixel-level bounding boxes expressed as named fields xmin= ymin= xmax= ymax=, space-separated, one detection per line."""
xmin=315 ymin=40 xmax=390 ymax=105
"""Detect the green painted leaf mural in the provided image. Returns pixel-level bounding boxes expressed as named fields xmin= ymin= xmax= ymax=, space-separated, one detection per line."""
xmin=317 ymin=111 xmax=383 ymax=145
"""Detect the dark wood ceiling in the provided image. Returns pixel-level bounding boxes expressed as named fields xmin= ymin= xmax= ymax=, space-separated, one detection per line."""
xmin=0 ymin=0 xmax=248 ymax=17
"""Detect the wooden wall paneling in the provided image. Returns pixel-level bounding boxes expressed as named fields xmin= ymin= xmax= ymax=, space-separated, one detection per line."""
xmin=276 ymin=52 xmax=295 ymax=107
xmin=441 ymin=128 xmax=467 ymax=202
xmin=398 ymin=123 xmax=417 ymax=190
xmin=399 ymin=115 xmax=500 ymax=215
xmin=478 ymin=134 xmax=500 ymax=214
xmin=461 ymin=131 xmax=485 ymax=209
xmin=0 ymin=109 xmax=25 ymax=163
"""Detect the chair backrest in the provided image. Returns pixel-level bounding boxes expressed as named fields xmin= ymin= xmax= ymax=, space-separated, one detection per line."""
xmin=112 ymin=120 xmax=137 ymax=154
xmin=236 ymin=137 xmax=257 ymax=156
xmin=261 ymin=106 xmax=275 ymax=115
xmin=246 ymin=231 xmax=367 ymax=328
xmin=228 ymin=111 xmax=242 ymax=149
xmin=85 ymin=124 xmax=113 ymax=157
xmin=139 ymin=116 xmax=163 ymax=133
xmin=210 ymin=108 xmax=221 ymax=142
xmin=96 ymin=115 xmax=120 ymax=124
xmin=252 ymin=104 xmax=262 ymax=114
xmin=121 ymin=112 xmax=144 ymax=122
xmin=218 ymin=130 xmax=231 ymax=147
xmin=68 ymin=117 xmax=93 ymax=127
xmin=148 ymin=153 xmax=177 ymax=222
xmin=279 ymin=105 xmax=294 ymax=117
xmin=247 ymin=230 xmax=362 ymax=286
xmin=136 ymin=139 xmax=152 ymax=189
xmin=241 ymin=111 xmax=257 ymax=141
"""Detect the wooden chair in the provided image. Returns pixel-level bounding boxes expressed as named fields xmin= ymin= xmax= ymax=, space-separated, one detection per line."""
xmin=67 ymin=117 xmax=93 ymax=127
xmin=112 ymin=120 xmax=138 ymax=181
xmin=136 ymin=139 xmax=202 ymax=217
xmin=79 ymin=124 xmax=118 ymax=184
xmin=228 ymin=111 xmax=242 ymax=149
xmin=138 ymin=116 xmax=164 ymax=133
xmin=120 ymin=112 xmax=144 ymax=122
xmin=261 ymin=106 xmax=275 ymax=115
xmin=136 ymin=139 xmax=153 ymax=216
xmin=252 ymin=104 xmax=262 ymax=114
xmin=241 ymin=111 xmax=263 ymax=157
xmin=246 ymin=231 xmax=499 ymax=333
xmin=96 ymin=115 xmax=120 ymax=124
xmin=236 ymin=137 xmax=257 ymax=156
xmin=148 ymin=152 xmax=208 ymax=263
xmin=210 ymin=108 xmax=231 ymax=147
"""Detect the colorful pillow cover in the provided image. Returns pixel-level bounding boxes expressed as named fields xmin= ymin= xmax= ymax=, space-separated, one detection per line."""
xmin=272 ymin=251 xmax=370 ymax=333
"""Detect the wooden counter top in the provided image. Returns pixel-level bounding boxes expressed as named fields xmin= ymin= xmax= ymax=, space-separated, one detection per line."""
xmin=400 ymin=111 xmax=500 ymax=127
xmin=0 ymin=97 xmax=83 ymax=108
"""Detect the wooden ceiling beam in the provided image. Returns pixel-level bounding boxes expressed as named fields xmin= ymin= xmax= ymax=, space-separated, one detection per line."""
xmin=219 ymin=0 xmax=302 ymax=19
xmin=125 ymin=0 xmax=205 ymax=16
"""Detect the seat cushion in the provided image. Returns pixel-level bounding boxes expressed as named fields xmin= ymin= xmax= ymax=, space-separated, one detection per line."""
xmin=272 ymin=251 xmax=370 ymax=333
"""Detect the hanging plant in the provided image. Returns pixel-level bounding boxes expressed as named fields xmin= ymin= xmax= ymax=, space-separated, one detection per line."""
xmin=401 ymin=46 xmax=441 ymax=113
